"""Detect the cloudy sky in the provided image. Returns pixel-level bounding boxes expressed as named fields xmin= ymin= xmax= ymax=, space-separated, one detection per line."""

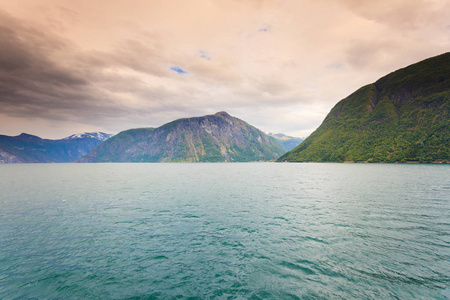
xmin=1 ymin=0 xmax=449 ymax=139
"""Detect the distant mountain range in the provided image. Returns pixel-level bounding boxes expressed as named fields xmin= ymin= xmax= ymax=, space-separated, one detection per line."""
xmin=268 ymin=133 xmax=304 ymax=151
xmin=0 ymin=132 xmax=112 ymax=163
xmin=77 ymin=112 xmax=288 ymax=162
xmin=279 ymin=52 xmax=450 ymax=163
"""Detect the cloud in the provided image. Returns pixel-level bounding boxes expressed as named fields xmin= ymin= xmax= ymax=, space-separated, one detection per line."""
xmin=187 ymin=55 xmax=241 ymax=86
xmin=108 ymin=37 xmax=169 ymax=77
xmin=0 ymin=11 xmax=89 ymax=113
xmin=199 ymin=50 xmax=211 ymax=60
xmin=258 ymin=24 xmax=272 ymax=32
xmin=335 ymin=0 xmax=448 ymax=30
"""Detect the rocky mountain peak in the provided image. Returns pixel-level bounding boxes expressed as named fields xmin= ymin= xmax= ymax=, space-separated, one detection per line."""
xmin=214 ymin=111 xmax=231 ymax=117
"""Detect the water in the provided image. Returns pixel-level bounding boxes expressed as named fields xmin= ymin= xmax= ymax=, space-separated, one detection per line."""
xmin=0 ymin=163 xmax=449 ymax=299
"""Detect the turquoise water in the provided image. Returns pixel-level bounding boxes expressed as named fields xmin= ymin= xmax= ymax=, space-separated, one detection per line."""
xmin=0 ymin=163 xmax=449 ymax=299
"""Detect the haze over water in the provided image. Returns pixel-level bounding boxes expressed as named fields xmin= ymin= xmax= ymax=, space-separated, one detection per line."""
xmin=1 ymin=163 xmax=449 ymax=299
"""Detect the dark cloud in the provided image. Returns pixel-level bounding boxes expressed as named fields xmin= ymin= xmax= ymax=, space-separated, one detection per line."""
xmin=0 ymin=10 xmax=173 ymax=128
xmin=0 ymin=11 xmax=89 ymax=113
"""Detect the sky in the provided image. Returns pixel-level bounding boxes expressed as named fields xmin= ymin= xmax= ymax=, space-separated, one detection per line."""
xmin=0 ymin=0 xmax=449 ymax=139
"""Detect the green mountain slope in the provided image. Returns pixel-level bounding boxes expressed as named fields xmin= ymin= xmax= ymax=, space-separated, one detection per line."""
xmin=279 ymin=52 xmax=450 ymax=163
xmin=78 ymin=112 xmax=285 ymax=162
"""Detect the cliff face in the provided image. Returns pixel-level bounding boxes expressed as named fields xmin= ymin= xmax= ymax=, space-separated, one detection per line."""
xmin=78 ymin=112 xmax=286 ymax=162
xmin=279 ymin=52 xmax=450 ymax=163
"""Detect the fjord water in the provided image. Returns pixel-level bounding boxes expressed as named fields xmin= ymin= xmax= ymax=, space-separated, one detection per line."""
xmin=0 ymin=164 xmax=448 ymax=299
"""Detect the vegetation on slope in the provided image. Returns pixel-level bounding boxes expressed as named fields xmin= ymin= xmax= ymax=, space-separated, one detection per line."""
xmin=279 ymin=52 xmax=450 ymax=163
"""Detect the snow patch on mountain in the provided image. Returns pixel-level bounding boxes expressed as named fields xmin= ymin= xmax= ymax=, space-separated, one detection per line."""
xmin=64 ymin=132 xmax=113 ymax=141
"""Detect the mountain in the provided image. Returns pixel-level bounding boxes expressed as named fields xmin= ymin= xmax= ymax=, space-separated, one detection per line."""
xmin=268 ymin=133 xmax=304 ymax=151
xmin=279 ymin=52 xmax=450 ymax=163
xmin=0 ymin=132 xmax=113 ymax=163
xmin=77 ymin=112 xmax=285 ymax=162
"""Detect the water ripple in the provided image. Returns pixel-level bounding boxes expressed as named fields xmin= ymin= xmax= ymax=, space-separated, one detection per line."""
xmin=0 ymin=163 xmax=448 ymax=299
